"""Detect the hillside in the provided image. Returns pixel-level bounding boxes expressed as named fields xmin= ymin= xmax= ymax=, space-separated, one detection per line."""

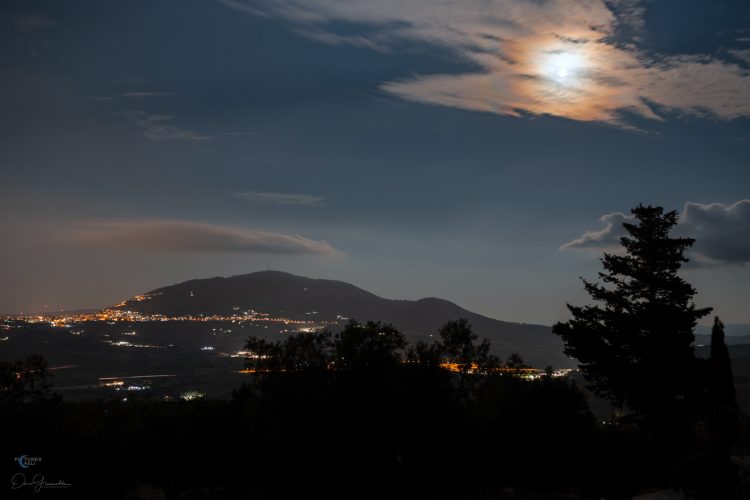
xmin=111 ymin=270 xmax=570 ymax=367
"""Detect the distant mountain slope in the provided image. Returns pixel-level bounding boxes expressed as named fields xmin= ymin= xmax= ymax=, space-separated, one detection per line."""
xmin=110 ymin=270 xmax=570 ymax=367
xmin=695 ymin=334 xmax=750 ymax=346
xmin=695 ymin=324 xmax=750 ymax=338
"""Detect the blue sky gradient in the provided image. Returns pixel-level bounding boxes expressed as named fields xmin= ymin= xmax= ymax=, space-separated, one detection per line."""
xmin=1 ymin=0 xmax=748 ymax=324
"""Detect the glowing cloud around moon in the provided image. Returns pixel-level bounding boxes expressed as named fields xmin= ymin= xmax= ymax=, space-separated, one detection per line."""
xmin=541 ymin=50 xmax=586 ymax=85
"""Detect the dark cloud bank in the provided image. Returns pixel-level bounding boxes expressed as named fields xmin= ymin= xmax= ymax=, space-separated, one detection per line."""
xmin=562 ymin=200 xmax=750 ymax=266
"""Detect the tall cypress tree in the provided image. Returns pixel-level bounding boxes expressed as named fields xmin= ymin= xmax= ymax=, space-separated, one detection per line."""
xmin=708 ymin=316 xmax=737 ymax=411
xmin=553 ymin=205 xmax=712 ymax=421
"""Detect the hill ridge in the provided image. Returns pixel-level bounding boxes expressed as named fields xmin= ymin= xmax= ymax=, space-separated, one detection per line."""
xmin=110 ymin=270 xmax=568 ymax=367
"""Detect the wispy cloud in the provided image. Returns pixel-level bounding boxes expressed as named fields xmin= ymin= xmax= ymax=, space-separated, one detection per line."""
xmin=94 ymin=92 xmax=179 ymax=103
xmin=234 ymin=191 xmax=326 ymax=206
xmin=560 ymin=212 xmax=634 ymax=251
xmin=120 ymin=92 xmax=180 ymax=98
xmin=730 ymin=49 xmax=750 ymax=65
xmin=123 ymin=110 xmax=213 ymax=141
xmin=216 ymin=0 xmax=270 ymax=17
xmin=562 ymin=200 xmax=750 ymax=266
xmin=95 ymin=92 xmax=179 ymax=101
xmin=14 ymin=14 xmax=56 ymax=32
xmin=220 ymin=0 xmax=750 ymax=126
xmin=70 ymin=219 xmax=342 ymax=257
xmin=218 ymin=131 xmax=258 ymax=137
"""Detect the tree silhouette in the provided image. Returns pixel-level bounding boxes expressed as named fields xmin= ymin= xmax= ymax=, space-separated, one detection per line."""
xmin=432 ymin=319 xmax=500 ymax=404
xmin=706 ymin=316 xmax=740 ymax=459
xmin=0 ymin=354 xmax=52 ymax=405
xmin=436 ymin=318 xmax=499 ymax=374
xmin=505 ymin=353 xmax=528 ymax=369
xmin=708 ymin=316 xmax=737 ymax=411
xmin=406 ymin=339 xmax=443 ymax=367
xmin=333 ymin=320 xmax=406 ymax=372
xmin=243 ymin=320 xmax=408 ymax=376
xmin=553 ymin=205 xmax=712 ymax=423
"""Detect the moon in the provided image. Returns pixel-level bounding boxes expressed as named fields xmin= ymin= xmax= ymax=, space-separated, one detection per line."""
xmin=541 ymin=50 xmax=583 ymax=84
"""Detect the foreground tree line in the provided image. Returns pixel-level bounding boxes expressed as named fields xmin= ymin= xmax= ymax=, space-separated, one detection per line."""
xmin=1 ymin=319 xmax=610 ymax=499
xmin=552 ymin=205 xmax=744 ymax=498
xmin=2 ymin=318 xmax=738 ymax=498
xmin=0 ymin=205 xmax=744 ymax=499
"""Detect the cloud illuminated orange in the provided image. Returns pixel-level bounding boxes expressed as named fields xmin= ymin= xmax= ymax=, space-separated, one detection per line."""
xmin=222 ymin=0 xmax=750 ymax=126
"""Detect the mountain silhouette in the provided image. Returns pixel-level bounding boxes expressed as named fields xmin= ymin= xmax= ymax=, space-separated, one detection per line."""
xmin=111 ymin=270 xmax=570 ymax=367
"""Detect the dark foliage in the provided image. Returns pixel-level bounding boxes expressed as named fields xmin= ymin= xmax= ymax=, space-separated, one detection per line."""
xmin=0 ymin=354 xmax=53 ymax=405
xmin=1 ymin=320 xmax=656 ymax=499
xmin=553 ymin=205 xmax=712 ymax=424
xmin=709 ymin=316 xmax=738 ymax=412
xmin=4 ymin=295 xmax=742 ymax=498
xmin=553 ymin=205 xmax=745 ymax=499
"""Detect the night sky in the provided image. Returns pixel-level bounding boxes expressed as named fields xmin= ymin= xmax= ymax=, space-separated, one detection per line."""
xmin=1 ymin=0 xmax=749 ymax=324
